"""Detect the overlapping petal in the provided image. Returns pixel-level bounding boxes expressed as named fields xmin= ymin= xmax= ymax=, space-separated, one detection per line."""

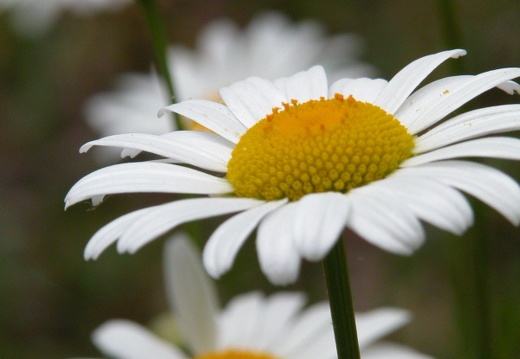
xmin=374 ymin=49 xmax=466 ymax=113
xmin=64 ymin=162 xmax=233 ymax=208
xmin=329 ymin=77 xmax=388 ymax=103
xmin=161 ymin=100 xmax=246 ymax=143
xmin=220 ymin=77 xmax=287 ymax=128
xmin=404 ymin=137 xmax=520 ymax=166
xmin=83 ymin=207 xmax=152 ymax=260
xmin=274 ymin=302 xmax=335 ymax=358
xmin=381 ymin=173 xmax=473 ymax=235
xmin=92 ymin=320 xmax=187 ymax=359
xmin=274 ymin=65 xmax=328 ymax=103
xmin=347 ymin=187 xmax=425 ymax=254
xmin=164 ymin=237 xmax=219 ymax=354
xmin=117 ymin=198 xmax=263 ymax=254
xmin=415 ymin=104 xmax=520 ymax=152
xmin=362 ymin=343 xmax=435 ymax=359
xmin=256 ymin=204 xmax=302 ymax=285
xmin=292 ymin=192 xmax=351 ymax=261
xmin=403 ymin=68 xmax=520 ymax=134
xmin=402 ymin=161 xmax=520 ymax=225
xmin=203 ymin=199 xmax=286 ymax=279
xmin=356 ymin=308 xmax=410 ymax=348
xmin=81 ymin=131 xmax=233 ymax=172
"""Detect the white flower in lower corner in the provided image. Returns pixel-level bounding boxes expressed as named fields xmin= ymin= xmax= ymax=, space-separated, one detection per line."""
xmin=66 ymin=49 xmax=520 ymax=285
xmin=0 ymin=0 xmax=130 ymax=36
xmin=84 ymin=11 xmax=374 ymax=158
xmin=81 ymin=234 xmax=433 ymax=359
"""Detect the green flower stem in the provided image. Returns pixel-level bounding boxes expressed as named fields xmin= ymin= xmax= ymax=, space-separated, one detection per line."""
xmin=437 ymin=0 xmax=465 ymax=74
xmin=323 ymin=237 xmax=360 ymax=359
xmin=447 ymin=208 xmax=493 ymax=359
xmin=136 ymin=0 xmax=182 ymax=130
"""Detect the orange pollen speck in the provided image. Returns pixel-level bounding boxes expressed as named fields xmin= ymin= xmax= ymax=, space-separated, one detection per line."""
xmin=227 ymin=94 xmax=415 ymax=201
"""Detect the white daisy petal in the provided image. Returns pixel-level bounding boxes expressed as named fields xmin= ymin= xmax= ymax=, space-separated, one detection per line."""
xmin=121 ymin=131 xmax=234 ymax=162
xmin=164 ymin=236 xmax=219 ymax=354
xmin=64 ymin=162 xmax=233 ymax=208
xmin=251 ymin=292 xmax=308 ymax=350
xmin=382 ymin=174 xmax=473 ymax=235
xmin=274 ymin=302 xmax=334 ymax=357
xmin=161 ymin=100 xmax=246 ymax=143
xmin=405 ymin=68 xmax=520 ymax=134
xmin=81 ymin=132 xmax=233 ymax=172
xmin=497 ymin=80 xmax=520 ymax=94
xmin=395 ymin=75 xmax=474 ymax=128
xmin=347 ymin=188 xmax=425 ymax=254
xmin=273 ymin=65 xmax=328 ymax=103
xmin=415 ymin=105 xmax=520 ymax=152
xmin=256 ymin=204 xmax=302 ymax=285
xmin=203 ymin=199 xmax=287 ymax=279
xmin=92 ymin=320 xmax=187 ymax=359
xmin=294 ymin=327 xmax=336 ymax=359
xmin=362 ymin=342 xmax=435 ymax=359
xmin=329 ymin=77 xmax=388 ymax=103
xmin=83 ymin=207 xmax=151 ymax=260
xmin=405 ymin=137 xmax=520 ymax=166
xmin=220 ymin=77 xmax=287 ymax=128
xmin=292 ymin=192 xmax=350 ymax=261
xmin=117 ymin=198 xmax=263 ymax=254
xmin=374 ymin=49 xmax=466 ymax=113
xmin=355 ymin=308 xmax=411 ymax=348
xmin=217 ymin=292 xmax=264 ymax=349
xmin=402 ymin=161 xmax=520 ymax=225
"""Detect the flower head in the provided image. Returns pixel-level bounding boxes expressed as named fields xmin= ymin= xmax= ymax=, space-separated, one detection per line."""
xmin=66 ymin=49 xmax=520 ymax=285
xmin=82 ymin=234 xmax=433 ymax=359
xmin=0 ymin=0 xmax=130 ymax=36
xmin=84 ymin=12 xmax=374 ymax=150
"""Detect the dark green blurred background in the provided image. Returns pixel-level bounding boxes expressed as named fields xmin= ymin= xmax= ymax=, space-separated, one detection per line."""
xmin=0 ymin=0 xmax=519 ymax=358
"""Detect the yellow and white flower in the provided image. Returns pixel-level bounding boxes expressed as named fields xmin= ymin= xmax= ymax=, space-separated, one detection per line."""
xmin=84 ymin=235 xmax=433 ymax=359
xmin=84 ymin=12 xmax=374 ymax=141
xmin=66 ymin=49 xmax=520 ymax=285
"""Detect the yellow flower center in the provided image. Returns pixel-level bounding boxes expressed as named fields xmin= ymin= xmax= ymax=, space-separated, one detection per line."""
xmin=227 ymin=94 xmax=414 ymax=201
xmin=193 ymin=349 xmax=279 ymax=359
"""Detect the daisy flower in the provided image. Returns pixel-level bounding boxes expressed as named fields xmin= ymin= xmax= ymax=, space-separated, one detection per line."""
xmin=65 ymin=49 xmax=520 ymax=285
xmin=0 ymin=0 xmax=130 ymax=36
xmin=84 ymin=12 xmax=374 ymax=145
xmin=79 ymin=234 xmax=433 ymax=359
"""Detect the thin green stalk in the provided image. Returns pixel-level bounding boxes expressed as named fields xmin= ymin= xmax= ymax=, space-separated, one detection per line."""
xmin=473 ymin=221 xmax=492 ymax=359
xmin=136 ymin=0 xmax=182 ymax=130
xmin=323 ymin=237 xmax=360 ymax=359
xmin=437 ymin=0 xmax=465 ymax=74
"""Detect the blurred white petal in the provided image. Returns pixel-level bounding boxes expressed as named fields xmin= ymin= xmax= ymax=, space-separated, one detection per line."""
xmin=92 ymin=320 xmax=186 ymax=359
xmin=164 ymin=236 xmax=218 ymax=354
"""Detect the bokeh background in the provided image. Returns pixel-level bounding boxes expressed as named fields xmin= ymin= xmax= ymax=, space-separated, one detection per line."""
xmin=1 ymin=0 xmax=519 ymax=358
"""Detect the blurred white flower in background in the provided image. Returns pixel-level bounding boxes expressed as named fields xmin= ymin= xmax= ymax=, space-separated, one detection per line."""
xmin=0 ymin=0 xmax=130 ymax=36
xmin=79 ymin=234 xmax=433 ymax=359
xmin=84 ymin=12 xmax=375 ymax=161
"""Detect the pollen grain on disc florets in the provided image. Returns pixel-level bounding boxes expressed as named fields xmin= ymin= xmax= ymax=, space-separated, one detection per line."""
xmin=227 ymin=94 xmax=415 ymax=201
